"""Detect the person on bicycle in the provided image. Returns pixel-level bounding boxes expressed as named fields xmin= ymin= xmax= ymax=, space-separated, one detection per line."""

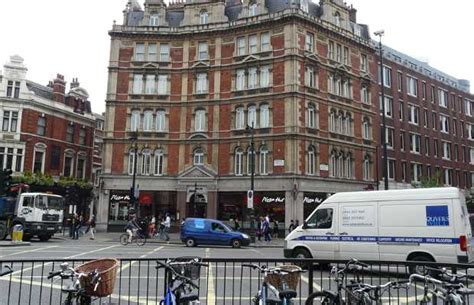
xmin=126 ymin=216 xmax=140 ymax=243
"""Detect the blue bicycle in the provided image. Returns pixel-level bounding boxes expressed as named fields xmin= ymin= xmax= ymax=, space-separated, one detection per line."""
xmin=156 ymin=257 xmax=208 ymax=305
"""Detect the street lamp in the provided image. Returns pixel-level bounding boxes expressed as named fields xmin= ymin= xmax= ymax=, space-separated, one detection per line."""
xmin=245 ymin=123 xmax=256 ymax=243
xmin=129 ymin=132 xmax=139 ymax=213
xmin=374 ymin=30 xmax=389 ymax=191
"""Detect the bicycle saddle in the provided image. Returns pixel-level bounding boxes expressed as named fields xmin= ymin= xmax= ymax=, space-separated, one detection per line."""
xmin=278 ymin=289 xmax=297 ymax=300
xmin=180 ymin=291 xmax=199 ymax=302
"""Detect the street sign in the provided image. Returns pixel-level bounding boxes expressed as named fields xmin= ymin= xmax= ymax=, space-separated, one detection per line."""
xmin=247 ymin=190 xmax=254 ymax=209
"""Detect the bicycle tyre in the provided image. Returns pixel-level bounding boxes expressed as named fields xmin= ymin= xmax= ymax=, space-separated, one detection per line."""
xmin=136 ymin=234 xmax=147 ymax=246
xmin=120 ymin=233 xmax=129 ymax=245
xmin=305 ymin=291 xmax=337 ymax=305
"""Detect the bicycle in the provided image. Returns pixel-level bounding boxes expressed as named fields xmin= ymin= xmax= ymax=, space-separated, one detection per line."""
xmin=0 ymin=265 xmax=13 ymax=277
xmin=305 ymin=258 xmax=370 ymax=305
xmin=409 ymin=269 xmax=474 ymax=305
xmin=120 ymin=228 xmax=147 ymax=246
xmin=243 ymin=263 xmax=305 ymax=305
xmin=48 ymin=262 xmax=101 ymax=305
xmin=350 ymin=280 xmax=410 ymax=305
xmin=156 ymin=257 xmax=208 ymax=305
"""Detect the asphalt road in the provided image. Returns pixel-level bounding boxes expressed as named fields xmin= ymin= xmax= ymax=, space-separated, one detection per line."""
xmin=1 ymin=235 xmax=473 ymax=304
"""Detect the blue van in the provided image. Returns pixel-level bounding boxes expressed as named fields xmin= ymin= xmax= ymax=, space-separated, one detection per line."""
xmin=181 ymin=218 xmax=251 ymax=248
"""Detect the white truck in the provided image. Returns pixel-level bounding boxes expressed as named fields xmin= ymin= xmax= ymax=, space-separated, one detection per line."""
xmin=0 ymin=192 xmax=64 ymax=241
xmin=284 ymin=187 xmax=473 ymax=266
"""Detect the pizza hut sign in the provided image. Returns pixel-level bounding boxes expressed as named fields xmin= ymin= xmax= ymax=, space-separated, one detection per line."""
xmin=261 ymin=196 xmax=285 ymax=204
xmin=303 ymin=197 xmax=324 ymax=204
xmin=111 ymin=194 xmax=131 ymax=201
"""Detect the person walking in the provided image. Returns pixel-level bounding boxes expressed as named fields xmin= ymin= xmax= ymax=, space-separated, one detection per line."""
xmin=148 ymin=216 xmax=156 ymax=238
xmin=69 ymin=213 xmax=76 ymax=238
xmin=272 ymin=219 xmax=279 ymax=239
xmin=73 ymin=214 xmax=81 ymax=240
xmin=233 ymin=218 xmax=240 ymax=231
xmin=288 ymin=219 xmax=295 ymax=234
xmin=160 ymin=213 xmax=171 ymax=241
xmin=262 ymin=215 xmax=271 ymax=242
xmin=88 ymin=214 xmax=96 ymax=240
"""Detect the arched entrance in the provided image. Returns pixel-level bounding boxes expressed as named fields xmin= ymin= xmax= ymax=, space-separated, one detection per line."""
xmin=186 ymin=193 xmax=207 ymax=218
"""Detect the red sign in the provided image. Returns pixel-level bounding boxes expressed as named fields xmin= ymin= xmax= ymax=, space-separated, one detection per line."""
xmin=139 ymin=192 xmax=153 ymax=205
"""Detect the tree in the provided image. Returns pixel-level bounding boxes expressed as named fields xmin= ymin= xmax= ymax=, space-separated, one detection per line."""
xmin=412 ymin=171 xmax=442 ymax=188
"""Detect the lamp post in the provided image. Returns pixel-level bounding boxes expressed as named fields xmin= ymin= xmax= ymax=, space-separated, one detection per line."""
xmin=246 ymin=123 xmax=256 ymax=243
xmin=374 ymin=30 xmax=389 ymax=191
xmin=129 ymin=132 xmax=139 ymax=214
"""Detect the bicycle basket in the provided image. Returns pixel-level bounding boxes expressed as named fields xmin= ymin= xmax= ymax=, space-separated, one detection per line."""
xmin=169 ymin=256 xmax=202 ymax=280
xmin=75 ymin=258 xmax=119 ymax=297
xmin=264 ymin=265 xmax=302 ymax=291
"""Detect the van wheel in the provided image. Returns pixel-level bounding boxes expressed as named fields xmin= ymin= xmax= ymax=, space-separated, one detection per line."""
xmin=185 ymin=238 xmax=196 ymax=247
xmin=408 ymin=255 xmax=434 ymax=275
xmin=231 ymin=239 xmax=241 ymax=248
xmin=293 ymin=248 xmax=311 ymax=259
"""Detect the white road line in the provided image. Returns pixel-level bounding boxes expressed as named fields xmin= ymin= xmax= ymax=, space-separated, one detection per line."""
xmin=66 ymin=244 xmax=119 ymax=259
xmin=205 ymin=248 xmax=216 ymax=305
xmin=0 ymin=245 xmax=58 ymax=259
xmin=118 ymin=246 xmax=163 ymax=274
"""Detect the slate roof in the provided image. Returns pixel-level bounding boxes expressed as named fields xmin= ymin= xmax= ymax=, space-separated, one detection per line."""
xmin=26 ymin=81 xmax=53 ymax=100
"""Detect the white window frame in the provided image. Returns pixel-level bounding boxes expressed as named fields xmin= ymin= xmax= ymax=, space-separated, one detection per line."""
xmin=260 ymin=66 xmax=270 ymax=87
xmin=249 ymin=3 xmax=257 ymax=17
xmin=259 ymin=146 xmax=268 ymax=175
xmin=196 ymin=73 xmax=208 ymax=94
xmin=361 ymin=85 xmax=370 ymax=104
xmin=236 ymin=69 xmax=245 ymax=91
xmin=248 ymin=105 xmax=257 ymax=128
xmin=362 ymin=119 xmax=370 ymax=139
xmin=131 ymin=110 xmax=140 ymax=132
xmin=2 ymin=111 xmax=18 ymax=132
xmin=194 ymin=109 xmax=206 ymax=132
xmin=438 ymin=88 xmax=448 ymax=108
xmin=128 ymin=149 xmax=136 ymax=175
xmin=199 ymin=10 xmax=208 ymax=25
xmin=237 ymin=37 xmax=246 ymax=56
xmin=156 ymin=110 xmax=166 ymax=132
xmin=307 ymin=104 xmax=316 ymax=128
xmin=410 ymin=133 xmax=421 ymax=154
xmin=234 ymin=148 xmax=243 ymax=175
xmin=236 ymin=107 xmax=245 ymax=129
xmin=154 ymin=149 xmax=164 ymax=176
xmin=141 ymin=149 xmax=151 ymax=175
xmin=246 ymin=148 xmax=255 ymax=175
xmin=149 ymin=14 xmax=159 ymax=26
xmin=261 ymin=32 xmax=270 ymax=52
xmin=63 ymin=149 xmax=75 ymax=177
xmin=411 ymin=163 xmax=422 ymax=183
xmin=145 ymin=75 xmax=156 ymax=94
xmin=160 ymin=44 xmax=169 ymax=62
xmin=76 ymin=154 xmax=86 ymax=179
xmin=407 ymin=75 xmax=418 ymax=97
xmin=135 ymin=43 xmax=145 ymax=61
xmin=198 ymin=42 xmax=208 ymax=60
xmin=307 ymin=146 xmax=316 ymax=175
xmin=380 ymin=96 xmax=393 ymax=118
xmin=249 ymin=35 xmax=257 ymax=54
xmin=360 ymin=54 xmax=368 ymax=72
xmin=133 ymin=75 xmax=143 ymax=94
xmin=148 ymin=43 xmax=157 ymax=61
xmin=440 ymin=115 xmax=449 ymax=133
xmin=260 ymin=104 xmax=269 ymax=128
xmin=408 ymin=104 xmax=419 ymax=125
xmin=248 ymin=67 xmax=257 ymax=89
xmin=443 ymin=142 xmax=451 ymax=160
xmin=143 ymin=111 xmax=153 ymax=132
xmin=305 ymin=32 xmax=314 ymax=52
xmin=194 ymin=149 xmax=204 ymax=165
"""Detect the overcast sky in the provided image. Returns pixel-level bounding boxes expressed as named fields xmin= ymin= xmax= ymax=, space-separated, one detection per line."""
xmin=1 ymin=0 xmax=472 ymax=114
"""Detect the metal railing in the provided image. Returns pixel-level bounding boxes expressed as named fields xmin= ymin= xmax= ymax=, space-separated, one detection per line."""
xmin=0 ymin=258 xmax=472 ymax=304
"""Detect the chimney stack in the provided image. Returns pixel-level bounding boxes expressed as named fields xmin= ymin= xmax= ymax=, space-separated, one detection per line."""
xmin=70 ymin=77 xmax=80 ymax=90
xmin=349 ymin=5 xmax=357 ymax=23
xmin=52 ymin=74 xmax=66 ymax=104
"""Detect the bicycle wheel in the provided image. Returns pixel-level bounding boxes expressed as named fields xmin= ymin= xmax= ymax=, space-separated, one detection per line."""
xmin=305 ymin=291 xmax=337 ymax=305
xmin=120 ymin=233 xmax=129 ymax=245
xmin=136 ymin=234 xmax=147 ymax=246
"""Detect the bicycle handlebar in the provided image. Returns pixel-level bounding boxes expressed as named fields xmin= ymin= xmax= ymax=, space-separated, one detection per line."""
xmin=155 ymin=260 xmax=199 ymax=289
xmin=0 ymin=266 xmax=13 ymax=277
xmin=425 ymin=266 xmax=474 ymax=282
xmin=242 ymin=264 xmax=305 ymax=275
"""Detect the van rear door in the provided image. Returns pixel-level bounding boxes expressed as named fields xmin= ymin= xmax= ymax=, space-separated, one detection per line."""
xmin=338 ymin=203 xmax=379 ymax=261
xmin=455 ymin=198 xmax=473 ymax=263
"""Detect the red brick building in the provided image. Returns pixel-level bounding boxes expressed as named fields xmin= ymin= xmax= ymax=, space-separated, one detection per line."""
xmin=376 ymin=46 xmax=474 ymax=190
xmin=100 ymin=0 xmax=379 ymax=231
xmin=0 ymin=55 xmax=96 ymax=183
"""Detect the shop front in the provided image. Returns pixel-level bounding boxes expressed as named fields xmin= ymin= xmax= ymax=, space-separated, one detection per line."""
xmin=217 ymin=191 xmax=286 ymax=228
xmin=303 ymin=192 xmax=329 ymax=219
xmin=107 ymin=190 xmax=178 ymax=232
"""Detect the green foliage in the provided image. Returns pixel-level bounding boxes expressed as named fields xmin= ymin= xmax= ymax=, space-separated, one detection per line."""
xmin=412 ymin=171 xmax=442 ymax=188
xmin=12 ymin=172 xmax=93 ymax=190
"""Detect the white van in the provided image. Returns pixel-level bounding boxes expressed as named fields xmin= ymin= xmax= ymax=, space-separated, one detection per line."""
xmin=284 ymin=187 xmax=473 ymax=265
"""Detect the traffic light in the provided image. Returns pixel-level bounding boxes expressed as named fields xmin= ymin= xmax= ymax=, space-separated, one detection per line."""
xmin=0 ymin=169 xmax=13 ymax=195
xmin=64 ymin=185 xmax=71 ymax=202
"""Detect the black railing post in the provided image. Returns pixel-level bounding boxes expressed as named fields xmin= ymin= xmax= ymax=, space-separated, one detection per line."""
xmin=308 ymin=260 xmax=314 ymax=295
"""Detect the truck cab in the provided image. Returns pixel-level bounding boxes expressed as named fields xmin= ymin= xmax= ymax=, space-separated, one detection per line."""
xmin=14 ymin=193 xmax=64 ymax=241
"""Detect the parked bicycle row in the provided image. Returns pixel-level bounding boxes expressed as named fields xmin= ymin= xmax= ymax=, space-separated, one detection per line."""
xmin=1 ymin=258 xmax=473 ymax=304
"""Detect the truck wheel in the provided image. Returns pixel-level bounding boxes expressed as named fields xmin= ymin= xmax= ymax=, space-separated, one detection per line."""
xmin=0 ymin=223 xmax=7 ymax=240
xmin=39 ymin=234 xmax=51 ymax=242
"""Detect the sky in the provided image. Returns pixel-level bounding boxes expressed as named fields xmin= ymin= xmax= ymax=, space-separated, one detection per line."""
xmin=0 ymin=0 xmax=473 ymax=114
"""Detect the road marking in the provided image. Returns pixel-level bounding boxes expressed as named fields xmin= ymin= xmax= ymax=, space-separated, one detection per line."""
xmin=0 ymin=245 xmax=58 ymax=259
xmin=118 ymin=246 xmax=163 ymax=274
xmin=205 ymin=248 xmax=216 ymax=305
xmin=66 ymin=244 xmax=119 ymax=258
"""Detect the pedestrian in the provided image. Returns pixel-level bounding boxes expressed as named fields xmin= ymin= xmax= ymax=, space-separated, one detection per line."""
xmin=148 ymin=216 xmax=156 ymax=238
xmin=262 ymin=215 xmax=271 ymax=242
xmin=88 ymin=214 xmax=96 ymax=240
xmin=73 ymin=214 xmax=81 ymax=240
xmin=256 ymin=216 xmax=263 ymax=241
xmin=272 ymin=219 xmax=279 ymax=239
xmin=288 ymin=219 xmax=295 ymax=233
xmin=69 ymin=214 xmax=75 ymax=238
xmin=234 ymin=218 xmax=240 ymax=231
xmin=160 ymin=213 xmax=171 ymax=241
xmin=295 ymin=219 xmax=300 ymax=228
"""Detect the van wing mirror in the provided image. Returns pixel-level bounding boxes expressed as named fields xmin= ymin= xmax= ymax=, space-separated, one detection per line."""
xmin=302 ymin=221 xmax=308 ymax=229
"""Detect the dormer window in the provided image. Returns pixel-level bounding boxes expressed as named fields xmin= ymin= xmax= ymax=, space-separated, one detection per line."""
xmin=249 ymin=3 xmax=257 ymax=17
xmin=334 ymin=12 xmax=341 ymax=27
xmin=200 ymin=10 xmax=208 ymax=25
xmin=149 ymin=14 xmax=159 ymax=26
xmin=300 ymin=0 xmax=309 ymax=13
